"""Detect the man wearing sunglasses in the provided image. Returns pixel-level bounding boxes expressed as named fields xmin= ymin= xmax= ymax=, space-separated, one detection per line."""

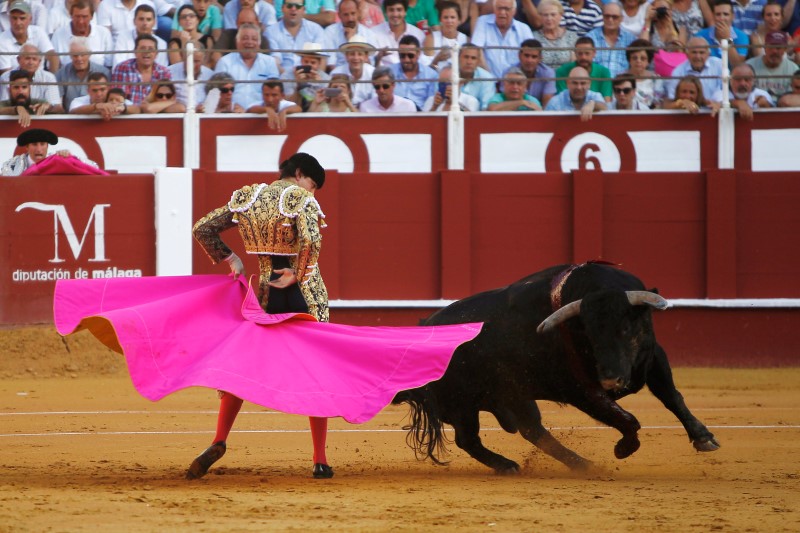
xmin=266 ymin=0 xmax=328 ymax=72
xmin=389 ymin=35 xmax=437 ymax=110
xmin=358 ymin=66 xmax=416 ymax=112
xmin=609 ymin=73 xmax=646 ymax=110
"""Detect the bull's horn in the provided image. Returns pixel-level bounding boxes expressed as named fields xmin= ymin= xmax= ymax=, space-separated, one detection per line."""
xmin=536 ymin=300 xmax=582 ymax=334
xmin=626 ymin=291 xmax=669 ymax=310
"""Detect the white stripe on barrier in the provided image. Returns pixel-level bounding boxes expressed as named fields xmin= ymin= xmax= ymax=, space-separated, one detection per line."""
xmin=328 ymin=299 xmax=800 ymax=309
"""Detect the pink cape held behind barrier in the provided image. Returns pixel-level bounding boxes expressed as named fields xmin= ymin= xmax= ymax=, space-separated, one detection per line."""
xmin=53 ymin=275 xmax=482 ymax=424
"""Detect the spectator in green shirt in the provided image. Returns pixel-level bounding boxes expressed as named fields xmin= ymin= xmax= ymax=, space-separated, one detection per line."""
xmin=555 ymin=36 xmax=613 ymax=101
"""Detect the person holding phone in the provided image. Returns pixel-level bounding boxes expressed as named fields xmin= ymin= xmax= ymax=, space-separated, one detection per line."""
xmin=280 ymin=42 xmax=331 ymax=110
xmin=309 ymin=73 xmax=358 ymax=111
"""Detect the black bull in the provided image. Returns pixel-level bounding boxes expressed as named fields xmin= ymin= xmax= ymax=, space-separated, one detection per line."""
xmin=392 ymin=263 xmax=720 ymax=473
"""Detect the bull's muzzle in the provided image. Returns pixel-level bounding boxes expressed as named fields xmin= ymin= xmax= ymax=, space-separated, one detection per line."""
xmin=600 ymin=377 xmax=625 ymax=391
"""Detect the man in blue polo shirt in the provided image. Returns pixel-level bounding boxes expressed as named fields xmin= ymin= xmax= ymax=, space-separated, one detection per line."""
xmin=545 ymin=66 xmax=607 ymax=121
xmin=694 ymin=0 xmax=749 ymax=67
xmin=389 ymin=35 xmax=437 ymax=110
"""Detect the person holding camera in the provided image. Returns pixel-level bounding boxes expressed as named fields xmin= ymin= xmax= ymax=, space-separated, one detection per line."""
xmin=641 ymin=0 xmax=689 ymax=49
xmin=309 ymin=73 xmax=358 ymax=112
xmin=281 ymin=42 xmax=331 ymax=111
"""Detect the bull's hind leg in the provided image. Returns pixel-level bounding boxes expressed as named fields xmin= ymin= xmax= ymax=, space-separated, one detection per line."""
xmin=450 ymin=410 xmax=520 ymax=474
xmin=510 ymin=400 xmax=593 ymax=471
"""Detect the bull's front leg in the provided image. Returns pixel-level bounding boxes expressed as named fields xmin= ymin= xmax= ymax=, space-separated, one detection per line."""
xmin=646 ymin=344 xmax=720 ymax=452
xmin=572 ymin=385 xmax=643 ymax=459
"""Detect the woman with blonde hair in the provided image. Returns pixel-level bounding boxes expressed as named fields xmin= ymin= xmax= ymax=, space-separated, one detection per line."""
xmin=309 ymin=74 xmax=358 ymax=112
xmin=531 ymin=0 xmax=578 ymax=70
xmin=141 ymin=81 xmax=186 ymax=113
xmin=663 ymin=75 xmax=720 ymax=114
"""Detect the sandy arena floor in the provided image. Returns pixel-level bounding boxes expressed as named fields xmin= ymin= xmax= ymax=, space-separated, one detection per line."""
xmin=1 ymin=327 xmax=799 ymax=532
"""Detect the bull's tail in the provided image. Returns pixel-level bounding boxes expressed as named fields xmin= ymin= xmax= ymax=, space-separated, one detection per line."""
xmin=393 ymin=387 xmax=451 ymax=465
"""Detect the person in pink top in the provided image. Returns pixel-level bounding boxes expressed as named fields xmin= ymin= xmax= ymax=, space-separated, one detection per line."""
xmin=358 ymin=67 xmax=417 ymax=112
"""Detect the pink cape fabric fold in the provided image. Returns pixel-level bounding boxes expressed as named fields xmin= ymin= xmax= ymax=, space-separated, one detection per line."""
xmin=22 ymin=155 xmax=109 ymax=176
xmin=53 ymin=275 xmax=481 ymax=424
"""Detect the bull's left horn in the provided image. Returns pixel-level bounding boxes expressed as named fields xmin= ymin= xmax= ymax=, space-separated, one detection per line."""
xmin=626 ymin=291 xmax=669 ymax=310
xmin=536 ymin=300 xmax=582 ymax=334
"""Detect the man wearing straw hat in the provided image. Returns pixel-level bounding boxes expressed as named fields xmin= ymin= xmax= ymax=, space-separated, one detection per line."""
xmin=331 ymin=34 xmax=376 ymax=105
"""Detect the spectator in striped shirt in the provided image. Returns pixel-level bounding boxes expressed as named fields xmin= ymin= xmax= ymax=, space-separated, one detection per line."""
xmin=732 ymin=0 xmax=768 ymax=37
xmin=560 ymin=0 xmax=603 ymax=37
xmin=111 ymin=34 xmax=172 ymax=105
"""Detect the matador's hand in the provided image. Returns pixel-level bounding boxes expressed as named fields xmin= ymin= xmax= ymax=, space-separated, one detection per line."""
xmin=223 ymin=252 xmax=245 ymax=279
xmin=268 ymin=268 xmax=297 ymax=289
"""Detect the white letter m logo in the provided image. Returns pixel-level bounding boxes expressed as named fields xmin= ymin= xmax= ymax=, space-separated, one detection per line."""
xmin=15 ymin=202 xmax=111 ymax=263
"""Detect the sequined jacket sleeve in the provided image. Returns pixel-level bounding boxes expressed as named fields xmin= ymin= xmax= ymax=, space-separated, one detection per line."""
xmin=294 ymin=194 xmax=324 ymax=286
xmin=192 ymin=205 xmax=236 ymax=264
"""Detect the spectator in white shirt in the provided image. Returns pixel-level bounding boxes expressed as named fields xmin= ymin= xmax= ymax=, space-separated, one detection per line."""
xmin=110 ymin=4 xmax=168 ymax=67
xmin=372 ymin=0 xmax=426 ymax=67
xmin=246 ymin=79 xmax=302 ymax=130
xmin=51 ymin=0 xmax=114 ymax=68
xmin=168 ymin=39 xmax=213 ymax=106
xmin=97 ymin=0 xmax=155 ymax=52
xmin=0 ymin=1 xmax=58 ymax=73
xmin=331 ymin=34 xmax=375 ymax=106
xmin=0 ymin=43 xmax=62 ymax=110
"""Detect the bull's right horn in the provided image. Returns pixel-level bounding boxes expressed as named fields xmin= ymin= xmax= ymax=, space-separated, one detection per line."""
xmin=626 ymin=291 xmax=669 ymax=310
xmin=536 ymin=300 xmax=582 ymax=334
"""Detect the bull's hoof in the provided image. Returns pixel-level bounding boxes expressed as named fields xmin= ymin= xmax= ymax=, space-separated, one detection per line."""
xmin=613 ymin=436 xmax=641 ymax=459
xmin=493 ymin=460 xmax=521 ymax=475
xmin=693 ymin=437 xmax=720 ymax=452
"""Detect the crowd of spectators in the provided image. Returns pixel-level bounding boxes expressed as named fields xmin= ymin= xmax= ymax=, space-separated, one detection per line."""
xmin=1 ymin=0 xmax=800 ymax=127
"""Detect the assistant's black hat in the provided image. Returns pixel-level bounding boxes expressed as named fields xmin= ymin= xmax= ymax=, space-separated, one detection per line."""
xmin=17 ymin=128 xmax=58 ymax=147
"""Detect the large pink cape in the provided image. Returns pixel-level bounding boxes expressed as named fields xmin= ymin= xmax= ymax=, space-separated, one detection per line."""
xmin=54 ymin=275 xmax=481 ymax=424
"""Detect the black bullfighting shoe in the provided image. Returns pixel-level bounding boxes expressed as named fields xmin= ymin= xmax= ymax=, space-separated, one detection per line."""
xmin=312 ymin=463 xmax=334 ymax=479
xmin=185 ymin=441 xmax=226 ymax=480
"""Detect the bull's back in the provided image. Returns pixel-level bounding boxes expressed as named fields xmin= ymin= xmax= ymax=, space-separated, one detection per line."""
xmin=423 ymin=266 xmax=567 ymax=326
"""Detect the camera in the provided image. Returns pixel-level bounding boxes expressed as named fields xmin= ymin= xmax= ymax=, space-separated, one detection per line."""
xmin=655 ymin=6 xmax=669 ymax=18
xmin=324 ymin=87 xmax=342 ymax=98
xmin=296 ymin=65 xmax=312 ymax=74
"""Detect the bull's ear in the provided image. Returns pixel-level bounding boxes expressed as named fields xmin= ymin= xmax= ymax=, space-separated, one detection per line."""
xmin=649 ymin=287 xmax=659 ymax=294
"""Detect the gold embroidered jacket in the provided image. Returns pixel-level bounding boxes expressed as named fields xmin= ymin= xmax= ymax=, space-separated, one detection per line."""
xmin=193 ymin=180 xmax=328 ymax=321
